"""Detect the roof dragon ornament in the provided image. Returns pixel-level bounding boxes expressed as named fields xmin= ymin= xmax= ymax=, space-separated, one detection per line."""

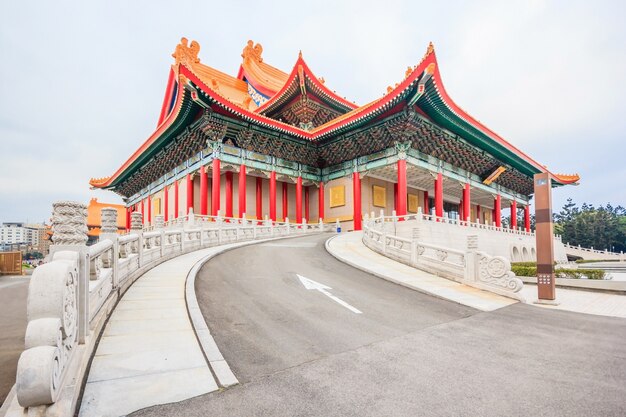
xmin=172 ymin=37 xmax=201 ymax=66
xmin=242 ymin=40 xmax=264 ymax=63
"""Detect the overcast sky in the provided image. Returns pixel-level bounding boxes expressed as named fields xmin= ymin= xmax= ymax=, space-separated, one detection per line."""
xmin=1 ymin=0 xmax=624 ymax=223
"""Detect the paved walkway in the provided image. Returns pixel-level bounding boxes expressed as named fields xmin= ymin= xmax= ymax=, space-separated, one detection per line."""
xmin=79 ymin=242 xmax=251 ymax=417
xmin=0 ymin=276 xmax=29 ymax=406
xmin=327 ymin=232 xmax=626 ymax=318
xmin=326 ymin=232 xmax=516 ymax=311
xmin=520 ymin=283 xmax=626 ymax=318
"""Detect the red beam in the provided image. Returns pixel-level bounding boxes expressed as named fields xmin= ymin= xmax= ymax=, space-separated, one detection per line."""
xmin=174 ymin=180 xmax=179 ymax=219
xmin=282 ymin=182 xmax=288 ymax=221
xmin=239 ymin=165 xmax=246 ymax=217
xmin=435 ymin=173 xmax=443 ymax=218
xmin=353 ymin=172 xmax=362 ymax=230
xmin=296 ymin=176 xmax=303 ymax=223
xmin=494 ymin=195 xmax=502 ymax=227
xmin=269 ymin=171 xmax=277 ymax=222
xmin=200 ymin=166 xmax=208 ymax=215
xmin=164 ymin=185 xmax=169 ymax=222
xmin=318 ymin=182 xmax=325 ymax=221
xmin=256 ymin=177 xmax=262 ymax=220
xmin=225 ymin=172 xmax=233 ymax=218
xmin=396 ymin=159 xmax=407 ymax=216
xmin=211 ymin=159 xmax=220 ymax=216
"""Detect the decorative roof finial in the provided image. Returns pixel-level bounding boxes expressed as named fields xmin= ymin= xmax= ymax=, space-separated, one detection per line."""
xmin=172 ymin=37 xmax=201 ymax=66
xmin=299 ymin=50 xmax=303 ymax=59
xmin=242 ymin=40 xmax=264 ymax=63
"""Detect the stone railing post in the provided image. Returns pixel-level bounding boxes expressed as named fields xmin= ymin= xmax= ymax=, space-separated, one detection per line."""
xmin=155 ymin=214 xmax=165 ymax=230
xmin=154 ymin=214 xmax=166 ymax=256
xmin=187 ymin=207 xmax=195 ymax=227
xmin=381 ymin=229 xmax=387 ymax=254
xmin=286 ymin=217 xmax=290 ymax=235
xmin=100 ymin=207 xmax=119 ymax=289
xmin=410 ymin=227 xmax=419 ymax=267
xmin=14 ymin=201 xmax=88 ymax=411
xmin=319 ymin=218 xmax=323 ymax=232
xmin=217 ymin=212 xmax=223 ymax=245
xmin=302 ymin=218 xmax=307 ymax=233
xmin=130 ymin=212 xmax=144 ymax=267
xmin=50 ymin=201 xmax=89 ymax=343
xmin=464 ymin=235 xmax=479 ymax=282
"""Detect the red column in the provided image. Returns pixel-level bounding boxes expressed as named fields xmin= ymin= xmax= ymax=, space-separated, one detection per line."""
xmin=164 ymin=185 xmax=169 ymax=222
xmin=141 ymin=199 xmax=145 ymax=224
xmin=305 ymin=186 xmax=310 ymax=221
xmin=434 ymin=173 xmax=443 ymax=218
xmin=423 ymin=191 xmax=429 ymax=214
xmin=186 ymin=174 xmax=193 ymax=215
xmin=463 ymin=183 xmax=470 ymax=222
xmin=225 ymin=171 xmax=233 ymax=218
xmin=476 ymin=205 xmax=481 ymax=224
xmin=459 ymin=199 xmax=464 ymax=222
xmin=255 ymin=177 xmax=262 ymax=220
xmin=239 ymin=164 xmax=246 ymax=217
xmin=147 ymin=195 xmax=152 ymax=224
xmin=269 ymin=171 xmax=277 ymax=222
xmin=494 ymin=195 xmax=502 ymax=227
xmin=353 ymin=172 xmax=362 ymax=230
xmin=174 ymin=180 xmax=179 ymax=218
xmin=211 ymin=159 xmax=220 ymax=216
xmin=396 ymin=159 xmax=407 ymax=216
xmin=126 ymin=208 xmax=131 ymax=231
xmin=318 ymin=182 xmax=325 ymax=221
xmin=282 ymin=182 xmax=288 ymax=220
xmin=200 ymin=166 xmax=208 ymax=215
xmin=296 ymin=176 xmax=303 ymax=223
xmin=510 ymin=200 xmax=518 ymax=230
xmin=524 ymin=205 xmax=531 ymax=232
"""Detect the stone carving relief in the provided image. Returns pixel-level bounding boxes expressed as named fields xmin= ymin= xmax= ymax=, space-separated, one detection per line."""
xmin=478 ymin=254 xmax=523 ymax=292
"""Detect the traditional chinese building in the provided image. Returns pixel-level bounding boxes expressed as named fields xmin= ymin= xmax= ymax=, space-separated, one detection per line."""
xmin=90 ymin=38 xmax=579 ymax=231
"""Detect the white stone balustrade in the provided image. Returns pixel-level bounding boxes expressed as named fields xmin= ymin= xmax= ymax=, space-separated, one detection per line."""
xmin=362 ymin=212 xmax=524 ymax=300
xmin=9 ymin=201 xmax=330 ymax=417
xmin=367 ymin=208 xmax=569 ymax=263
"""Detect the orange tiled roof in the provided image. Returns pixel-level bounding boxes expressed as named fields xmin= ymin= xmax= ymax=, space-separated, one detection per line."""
xmin=86 ymin=198 xmax=126 ymax=236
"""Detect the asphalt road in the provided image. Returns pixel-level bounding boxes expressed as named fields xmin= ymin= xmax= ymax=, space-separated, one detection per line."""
xmin=133 ymin=234 xmax=626 ymax=417
xmin=0 ymin=276 xmax=29 ymax=406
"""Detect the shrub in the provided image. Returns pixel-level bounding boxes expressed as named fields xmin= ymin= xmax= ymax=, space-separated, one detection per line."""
xmin=511 ymin=265 xmax=536 ymax=277
xmin=511 ymin=264 xmax=606 ymax=280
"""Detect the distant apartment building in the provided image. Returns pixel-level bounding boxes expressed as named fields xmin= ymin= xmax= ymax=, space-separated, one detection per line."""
xmin=0 ymin=222 xmax=51 ymax=255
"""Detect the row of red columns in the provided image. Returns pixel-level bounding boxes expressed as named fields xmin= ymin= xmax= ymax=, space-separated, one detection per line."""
xmin=179 ymin=158 xmax=319 ymax=223
xmin=388 ymin=159 xmax=531 ymax=232
xmin=127 ymin=158 xmax=531 ymax=233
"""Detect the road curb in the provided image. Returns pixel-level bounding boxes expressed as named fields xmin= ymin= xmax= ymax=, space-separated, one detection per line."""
xmin=185 ymin=234 xmax=321 ymax=388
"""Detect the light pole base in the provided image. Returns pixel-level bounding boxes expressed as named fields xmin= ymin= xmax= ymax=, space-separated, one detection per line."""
xmin=534 ymin=298 xmax=560 ymax=306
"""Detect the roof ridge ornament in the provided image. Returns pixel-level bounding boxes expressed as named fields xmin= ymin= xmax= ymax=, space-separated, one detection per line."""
xmin=172 ymin=37 xmax=201 ymax=66
xmin=242 ymin=40 xmax=264 ymax=63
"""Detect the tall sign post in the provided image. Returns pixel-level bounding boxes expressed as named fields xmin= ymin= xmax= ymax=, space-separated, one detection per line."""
xmin=534 ymin=173 xmax=558 ymax=304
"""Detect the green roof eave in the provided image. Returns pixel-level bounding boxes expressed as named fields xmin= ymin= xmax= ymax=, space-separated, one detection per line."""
xmin=106 ymin=90 xmax=198 ymax=189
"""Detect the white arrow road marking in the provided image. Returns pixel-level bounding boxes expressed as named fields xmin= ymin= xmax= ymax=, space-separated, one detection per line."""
xmin=296 ymin=274 xmax=362 ymax=314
